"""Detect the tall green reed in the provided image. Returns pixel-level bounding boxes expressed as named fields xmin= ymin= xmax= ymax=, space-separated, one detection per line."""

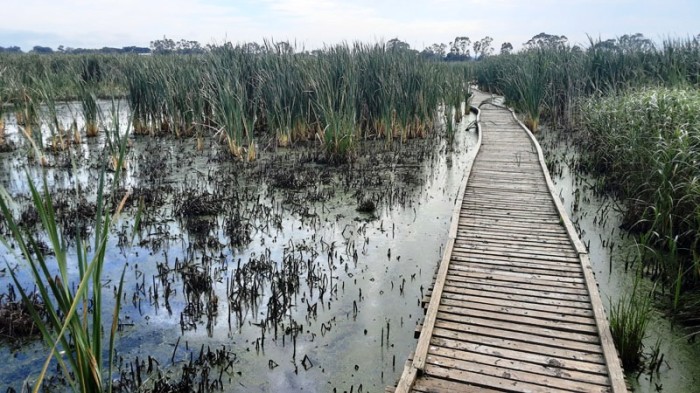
xmin=609 ymin=272 xmax=654 ymax=371
xmin=0 ymin=121 xmax=131 ymax=392
xmin=580 ymin=87 xmax=700 ymax=317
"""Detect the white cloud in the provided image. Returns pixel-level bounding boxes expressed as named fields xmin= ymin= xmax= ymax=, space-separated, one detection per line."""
xmin=2 ymin=0 xmax=261 ymax=48
xmin=1 ymin=0 xmax=698 ymax=51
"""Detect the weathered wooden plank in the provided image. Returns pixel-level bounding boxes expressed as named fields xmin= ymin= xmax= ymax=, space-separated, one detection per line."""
xmin=460 ymin=216 xmax=563 ymax=226
xmin=453 ymin=240 xmax=579 ymax=258
xmin=460 ymin=211 xmax=560 ymax=223
xmin=430 ymin=336 xmax=608 ymax=375
xmin=393 ymin=358 xmax=417 ymax=393
xmin=449 ymin=258 xmax=582 ymax=279
xmin=448 ymin=264 xmax=587 ymax=286
xmin=469 ymin=176 xmax=544 ymax=184
xmin=428 ymin=345 xmax=611 ymax=386
xmin=411 ymin=376 xmax=503 ymax=393
xmin=458 ymin=224 xmax=570 ymax=239
xmin=457 ymin=231 xmax=573 ymax=246
xmin=434 ymin=291 xmax=594 ymax=317
xmin=445 ymin=271 xmax=588 ymax=297
xmin=468 ymin=174 xmax=545 ymax=182
xmin=436 ymin=305 xmax=599 ymax=336
xmin=466 ymin=184 xmax=553 ymax=194
xmin=452 ymin=244 xmax=581 ymax=261
xmin=440 ymin=280 xmax=593 ymax=305
xmin=444 ymin=270 xmax=591 ymax=295
xmin=457 ymin=229 xmax=573 ymax=244
xmin=465 ymin=187 xmax=544 ymax=195
xmin=460 ymin=205 xmax=561 ymax=217
xmin=451 ymin=247 xmax=582 ymax=264
xmin=462 ymin=196 xmax=555 ymax=206
xmin=425 ymin=354 xmax=610 ymax=393
xmin=458 ymin=217 xmax=567 ymax=231
xmin=437 ymin=300 xmax=597 ymax=328
xmin=449 ymin=253 xmax=584 ymax=274
xmin=431 ymin=324 xmax=604 ymax=361
xmin=461 ymin=196 xmax=554 ymax=206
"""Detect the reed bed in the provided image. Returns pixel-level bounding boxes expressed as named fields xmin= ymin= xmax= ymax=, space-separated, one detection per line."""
xmin=579 ymin=87 xmax=700 ymax=307
xmin=473 ymin=36 xmax=700 ymax=129
xmin=2 ymin=43 xmax=472 ymax=162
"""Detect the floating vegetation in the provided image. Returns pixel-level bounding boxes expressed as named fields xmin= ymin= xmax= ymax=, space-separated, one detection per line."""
xmin=0 ymin=286 xmax=46 ymax=342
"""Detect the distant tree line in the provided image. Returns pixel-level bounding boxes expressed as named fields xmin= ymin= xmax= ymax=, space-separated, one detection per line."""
xmin=0 ymin=45 xmax=151 ymax=54
xmin=3 ymin=32 xmax=694 ymax=58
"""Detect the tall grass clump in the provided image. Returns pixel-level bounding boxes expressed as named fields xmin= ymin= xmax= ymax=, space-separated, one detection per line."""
xmin=8 ymin=80 xmax=47 ymax=165
xmin=312 ymin=45 xmax=358 ymax=159
xmin=474 ymin=36 xmax=700 ymax=130
xmin=473 ymin=49 xmax=551 ymax=130
xmin=204 ymin=45 xmax=259 ymax=160
xmin=122 ymin=57 xmax=158 ymax=135
xmin=443 ymin=65 xmax=471 ymax=135
xmin=258 ymin=43 xmax=315 ymax=146
xmin=580 ymin=87 xmax=700 ymax=318
xmin=500 ymin=49 xmax=551 ymax=131
xmin=77 ymin=81 xmax=99 ymax=137
xmin=609 ymin=276 xmax=654 ymax=371
xmin=2 ymin=41 xmax=474 ymax=161
xmin=0 ymin=130 xmax=130 ymax=392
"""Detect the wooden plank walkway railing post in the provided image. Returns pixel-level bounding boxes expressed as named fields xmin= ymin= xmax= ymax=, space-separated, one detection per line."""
xmin=391 ymin=90 xmax=627 ymax=393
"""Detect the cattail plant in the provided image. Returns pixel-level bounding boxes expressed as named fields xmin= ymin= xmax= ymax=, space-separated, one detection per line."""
xmin=77 ymin=80 xmax=99 ymax=137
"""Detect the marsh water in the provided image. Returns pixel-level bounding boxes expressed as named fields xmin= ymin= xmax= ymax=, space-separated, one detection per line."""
xmin=2 ymin=99 xmax=699 ymax=392
xmin=538 ymin=127 xmax=700 ymax=393
xmin=0 ymin=101 xmax=479 ymax=391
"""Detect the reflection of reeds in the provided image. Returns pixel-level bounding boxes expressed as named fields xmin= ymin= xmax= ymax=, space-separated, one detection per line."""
xmin=0 ymin=123 xmax=131 ymax=392
xmin=0 ymin=117 xmax=5 ymax=146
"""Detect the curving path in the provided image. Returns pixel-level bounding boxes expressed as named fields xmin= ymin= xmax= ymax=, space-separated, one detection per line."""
xmin=389 ymin=91 xmax=627 ymax=393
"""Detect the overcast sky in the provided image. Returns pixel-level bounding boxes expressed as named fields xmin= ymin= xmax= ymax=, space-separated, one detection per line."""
xmin=2 ymin=0 xmax=698 ymax=51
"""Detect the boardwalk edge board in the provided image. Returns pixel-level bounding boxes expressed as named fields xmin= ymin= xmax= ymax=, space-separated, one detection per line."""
xmin=507 ymin=107 xmax=627 ymax=393
xmin=393 ymin=103 xmax=483 ymax=393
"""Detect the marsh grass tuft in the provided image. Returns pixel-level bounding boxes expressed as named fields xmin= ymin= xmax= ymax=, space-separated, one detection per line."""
xmin=609 ymin=274 xmax=654 ymax=371
xmin=0 ymin=124 xmax=132 ymax=392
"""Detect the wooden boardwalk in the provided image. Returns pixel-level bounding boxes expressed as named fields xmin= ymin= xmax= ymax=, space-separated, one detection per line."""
xmin=391 ymin=92 xmax=627 ymax=393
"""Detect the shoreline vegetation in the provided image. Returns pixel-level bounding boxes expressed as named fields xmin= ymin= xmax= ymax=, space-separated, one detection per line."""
xmin=0 ymin=42 xmax=472 ymax=162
